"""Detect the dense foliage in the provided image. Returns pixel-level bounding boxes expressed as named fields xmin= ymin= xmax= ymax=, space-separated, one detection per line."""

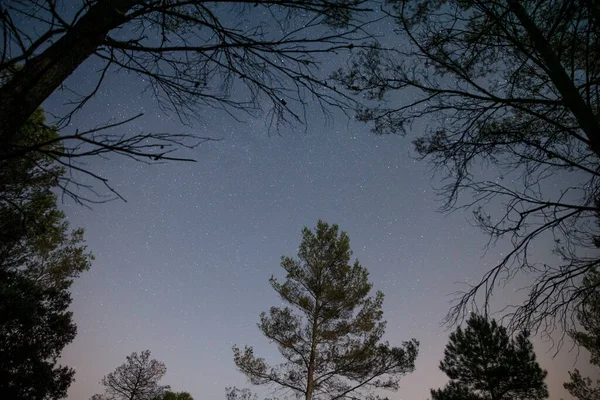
xmin=0 ymin=109 xmax=92 ymax=400
xmin=335 ymin=0 xmax=600 ymax=336
xmin=431 ymin=314 xmax=548 ymax=400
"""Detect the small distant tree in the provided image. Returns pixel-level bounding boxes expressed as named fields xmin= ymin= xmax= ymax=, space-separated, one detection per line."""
xmin=91 ymin=350 xmax=170 ymax=400
xmin=232 ymin=220 xmax=419 ymax=400
xmin=431 ymin=314 xmax=548 ymax=400
xmin=0 ymin=270 xmax=76 ymax=400
xmin=564 ymin=269 xmax=600 ymax=400
xmin=155 ymin=391 xmax=194 ymax=400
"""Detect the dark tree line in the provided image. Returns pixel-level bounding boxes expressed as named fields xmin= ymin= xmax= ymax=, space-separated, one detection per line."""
xmin=0 ymin=1 xmax=373 ymax=157
xmin=335 ymin=0 xmax=600 ymax=339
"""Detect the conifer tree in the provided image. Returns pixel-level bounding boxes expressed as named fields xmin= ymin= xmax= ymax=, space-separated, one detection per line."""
xmin=233 ymin=220 xmax=418 ymax=400
xmin=155 ymin=391 xmax=194 ymax=400
xmin=431 ymin=314 xmax=548 ymax=400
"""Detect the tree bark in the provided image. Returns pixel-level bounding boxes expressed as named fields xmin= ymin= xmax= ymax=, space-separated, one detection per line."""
xmin=506 ymin=0 xmax=600 ymax=158
xmin=0 ymin=0 xmax=138 ymax=155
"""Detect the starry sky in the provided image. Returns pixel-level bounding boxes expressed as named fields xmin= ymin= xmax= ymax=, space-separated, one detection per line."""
xmin=31 ymin=3 xmax=594 ymax=400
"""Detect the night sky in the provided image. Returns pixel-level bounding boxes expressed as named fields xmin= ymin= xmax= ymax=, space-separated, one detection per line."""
xmin=33 ymin=4 xmax=592 ymax=400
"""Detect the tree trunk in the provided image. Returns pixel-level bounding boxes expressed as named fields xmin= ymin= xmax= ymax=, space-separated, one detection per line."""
xmin=506 ymin=0 xmax=600 ymax=158
xmin=305 ymin=299 xmax=320 ymax=400
xmin=0 ymin=0 xmax=138 ymax=155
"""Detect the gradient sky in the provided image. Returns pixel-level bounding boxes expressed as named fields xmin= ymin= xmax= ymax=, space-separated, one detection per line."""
xmin=33 ymin=3 xmax=595 ymax=400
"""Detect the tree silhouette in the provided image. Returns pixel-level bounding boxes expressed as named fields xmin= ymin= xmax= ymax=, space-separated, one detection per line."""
xmin=0 ymin=1 xmax=374 ymax=166
xmin=564 ymin=268 xmax=600 ymax=400
xmin=232 ymin=220 xmax=419 ymax=400
xmin=91 ymin=350 xmax=170 ymax=400
xmin=0 ymin=110 xmax=92 ymax=400
xmin=431 ymin=314 xmax=548 ymax=400
xmin=334 ymin=0 xmax=600 ymax=339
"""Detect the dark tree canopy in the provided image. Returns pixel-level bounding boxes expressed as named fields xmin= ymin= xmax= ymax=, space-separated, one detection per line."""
xmin=431 ymin=314 xmax=548 ymax=400
xmin=232 ymin=220 xmax=419 ymax=400
xmin=564 ymin=268 xmax=600 ymax=400
xmin=334 ymin=0 xmax=600 ymax=338
xmin=0 ymin=110 xmax=92 ymax=400
xmin=0 ymin=0 xmax=375 ymax=202
xmin=0 ymin=270 xmax=76 ymax=400
xmin=91 ymin=350 xmax=170 ymax=400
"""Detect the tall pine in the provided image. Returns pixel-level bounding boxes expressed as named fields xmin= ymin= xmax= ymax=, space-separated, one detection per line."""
xmin=431 ymin=314 xmax=548 ymax=400
xmin=233 ymin=221 xmax=418 ymax=400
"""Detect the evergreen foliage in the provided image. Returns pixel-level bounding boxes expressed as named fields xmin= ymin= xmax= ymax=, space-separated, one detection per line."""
xmin=0 ymin=109 xmax=92 ymax=400
xmin=431 ymin=314 xmax=548 ymax=400
xmin=233 ymin=220 xmax=418 ymax=400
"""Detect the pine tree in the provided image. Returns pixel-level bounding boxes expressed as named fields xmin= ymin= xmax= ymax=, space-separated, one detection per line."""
xmin=431 ymin=314 xmax=548 ymax=400
xmin=233 ymin=220 xmax=418 ymax=400
xmin=564 ymin=269 xmax=600 ymax=400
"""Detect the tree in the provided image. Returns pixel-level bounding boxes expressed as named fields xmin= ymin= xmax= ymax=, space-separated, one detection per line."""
xmin=154 ymin=391 xmax=194 ymax=400
xmin=0 ymin=0 xmax=375 ymax=198
xmin=0 ymin=110 xmax=93 ymax=400
xmin=333 ymin=0 xmax=600 ymax=338
xmin=564 ymin=268 xmax=600 ymax=400
xmin=430 ymin=313 xmax=548 ymax=400
xmin=0 ymin=270 xmax=76 ymax=400
xmin=0 ymin=109 xmax=94 ymax=274
xmin=91 ymin=350 xmax=170 ymax=400
xmin=232 ymin=220 xmax=419 ymax=400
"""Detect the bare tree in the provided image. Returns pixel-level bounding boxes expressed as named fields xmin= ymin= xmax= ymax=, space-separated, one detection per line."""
xmin=333 ymin=0 xmax=600 ymax=342
xmin=0 ymin=0 xmax=375 ymax=151
xmin=0 ymin=0 xmax=377 ymax=202
xmin=91 ymin=350 xmax=170 ymax=400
